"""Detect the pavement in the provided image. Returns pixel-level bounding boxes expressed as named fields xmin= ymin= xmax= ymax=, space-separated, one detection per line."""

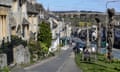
xmin=11 ymin=45 xmax=81 ymax=72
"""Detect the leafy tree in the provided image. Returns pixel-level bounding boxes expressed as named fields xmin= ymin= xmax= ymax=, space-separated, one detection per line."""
xmin=38 ymin=21 xmax=52 ymax=48
xmin=28 ymin=21 xmax=52 ymax=61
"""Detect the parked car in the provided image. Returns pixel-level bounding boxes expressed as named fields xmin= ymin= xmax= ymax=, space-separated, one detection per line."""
xmin=73 ymin=42 xmax=85 ymax=53
xmin=90 ymin=43 xmax=97 ymax=53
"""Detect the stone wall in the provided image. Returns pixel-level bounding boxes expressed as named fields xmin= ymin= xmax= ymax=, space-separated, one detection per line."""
xmin=0 ymin=53 xmax=7 ymax=68
xmin=13 ymin=45 xmax=30 ymax=65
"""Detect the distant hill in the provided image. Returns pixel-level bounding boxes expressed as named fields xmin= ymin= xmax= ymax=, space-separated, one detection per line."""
xmin=52 ymin=10 xmax=103 ymax=13
xmin=52 ymin=10 xmax=79 ymax=13
xmin=80 ymin=10 xmax=102 ymax=13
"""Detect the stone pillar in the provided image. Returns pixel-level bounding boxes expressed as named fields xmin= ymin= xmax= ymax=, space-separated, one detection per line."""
xmin=2 ymin=16 xmax=4 ymax=39
xmin=0 ymin=54 xmax=7 ymax=68
xmin=2 ymin=16 xmax=4 ymax=38
xmin=6 ymin=14 xmax=11 ymax=42
xmin=0 ymin=16 xmax=2 ymax=40
xmin=3 ymin=16 xmax=6 ymax=38
xmin=4 ymin=16 xmax=6 ymax=40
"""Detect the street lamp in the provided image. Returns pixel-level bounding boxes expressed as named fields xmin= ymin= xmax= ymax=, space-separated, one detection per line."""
xmin=106 ymin=0 xmax=118 ymax=8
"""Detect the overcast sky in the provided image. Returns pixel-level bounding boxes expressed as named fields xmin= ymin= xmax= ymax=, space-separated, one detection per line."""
xmin=37 ymin=0 xmax=120 ymax=12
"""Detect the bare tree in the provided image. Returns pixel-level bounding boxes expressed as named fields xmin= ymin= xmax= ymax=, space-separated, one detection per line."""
xmin=95 ymin=15 xmax=101 ymax=54
xmin=107 ymin=8 xmax=115 ymax=61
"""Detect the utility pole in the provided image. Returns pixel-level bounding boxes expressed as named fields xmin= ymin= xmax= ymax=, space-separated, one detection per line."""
xmin=107 ymin=8 xmax=115 ymax=61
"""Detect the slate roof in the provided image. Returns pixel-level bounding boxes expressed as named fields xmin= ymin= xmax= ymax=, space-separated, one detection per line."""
xmin=30 ymin=31 xmax=35 ymax=39
xmin=34 ymin=3 xmax=44 ymax=12
xmin=49 ymin=14 xmax=61 ymax=21
xmin=52 ymin=21 xmax=58 ymax=29
xmin=22 ymin=18 xmax=30 ymax=25
xmin=27 ymin=2 xmax=38 ymax=14
xmin=0 ymin=0 xmax=12 ymax=7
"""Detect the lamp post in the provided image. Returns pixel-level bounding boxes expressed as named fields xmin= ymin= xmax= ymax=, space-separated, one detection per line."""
xmin=106 ymin=0 xmax=118 ymax=9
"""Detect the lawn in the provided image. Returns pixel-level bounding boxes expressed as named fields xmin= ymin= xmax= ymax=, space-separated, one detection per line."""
xmin=75 ymin=53 xmax=120 ymax=72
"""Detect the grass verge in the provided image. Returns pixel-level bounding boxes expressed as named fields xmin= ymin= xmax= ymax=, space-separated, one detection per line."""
xmin=75 ymin=53 xmax=120 ymax=72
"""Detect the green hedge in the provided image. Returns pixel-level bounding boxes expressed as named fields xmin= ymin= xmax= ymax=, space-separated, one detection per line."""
xmin=0 ymin=66 xmax=10 ymax=72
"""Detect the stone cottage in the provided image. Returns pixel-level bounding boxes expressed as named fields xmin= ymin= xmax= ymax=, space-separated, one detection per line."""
xmin=0 ymin=0 xmax=12 ymax=43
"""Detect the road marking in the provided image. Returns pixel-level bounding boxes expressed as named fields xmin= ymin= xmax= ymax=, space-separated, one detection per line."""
xmin=56 ymin=58 xmax=66 ymax=72
xmin=56 ymin=52 xmax=73 ymax=72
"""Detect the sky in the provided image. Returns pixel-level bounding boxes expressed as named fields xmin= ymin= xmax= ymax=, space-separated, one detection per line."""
xmin=37 ymin=0 xmax=120 ymax=12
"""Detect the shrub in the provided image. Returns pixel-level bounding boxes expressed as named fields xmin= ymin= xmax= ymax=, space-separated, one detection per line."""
xmin=40 ymin=42 xmax=48 ymax=55
xmin=0 ymin=66 xmax=10 ymax=72
xmin=11 ymin=35 xmax=27 ymax=47
xmin=28 ymin=40 xmax=49 ymax=61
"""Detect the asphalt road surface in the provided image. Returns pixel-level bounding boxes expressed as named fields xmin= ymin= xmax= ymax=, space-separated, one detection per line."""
xmin=24 ymin=46 xmax=80 ymax=72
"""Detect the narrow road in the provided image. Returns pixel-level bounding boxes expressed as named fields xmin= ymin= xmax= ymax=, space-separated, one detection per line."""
xmin=24 ymin=46 xmax=80 ymax=72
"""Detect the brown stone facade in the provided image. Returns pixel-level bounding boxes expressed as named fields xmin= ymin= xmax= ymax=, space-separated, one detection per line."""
xmin=0 ymin=6 xmax=11 ymax=42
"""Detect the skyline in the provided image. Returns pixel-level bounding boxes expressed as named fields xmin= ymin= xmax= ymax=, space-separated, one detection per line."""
xmin=37 ymin=0 xmax=120 ymax=12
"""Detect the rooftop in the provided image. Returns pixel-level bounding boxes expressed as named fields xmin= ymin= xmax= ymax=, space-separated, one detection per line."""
xmin=0 ymin=0 xmax=12 ymax=7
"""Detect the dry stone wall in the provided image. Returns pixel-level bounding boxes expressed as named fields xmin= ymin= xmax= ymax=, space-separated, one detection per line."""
xmin=13 ymin=45 xmax=30 ymax=65
xmin=0 ymin=53 xmax=7 ymax=68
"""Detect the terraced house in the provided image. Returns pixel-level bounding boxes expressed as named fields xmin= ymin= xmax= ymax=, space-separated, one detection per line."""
xmin=11 ymin=0 xmax=32 ymax=40
xmin=0 ymin=0 xmax=47 ymax=46
xmin=0 ymin=0 xmax=46 ymax=45
xmin=0 ymin=0 xmax=46 ymax=67
xmin=0 ymin=0 xmax=11 ymax=43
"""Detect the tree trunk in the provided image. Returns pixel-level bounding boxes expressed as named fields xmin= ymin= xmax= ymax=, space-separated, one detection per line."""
xmin=107 ymin=8 xmax=115 ymax=61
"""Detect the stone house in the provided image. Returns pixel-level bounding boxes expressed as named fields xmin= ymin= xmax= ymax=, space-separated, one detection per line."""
xmin=11 ymin=0 xmax=45 ymax=41
xmin=11 ymin=0 xmax=30 ymax=41
xmin=48 ymin=14 xmax=65 ymax=52
xmin=0 ymin=0 xmax=12 ymax=43
xmin=0 ymin=0 xmax=46 ymax=45
xmin=27 ymin=1 xmax=39 ymax=41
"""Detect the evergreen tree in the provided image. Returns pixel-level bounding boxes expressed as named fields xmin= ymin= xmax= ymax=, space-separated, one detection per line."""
xmin=38 ymin=21 xmax=52 ymax=48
